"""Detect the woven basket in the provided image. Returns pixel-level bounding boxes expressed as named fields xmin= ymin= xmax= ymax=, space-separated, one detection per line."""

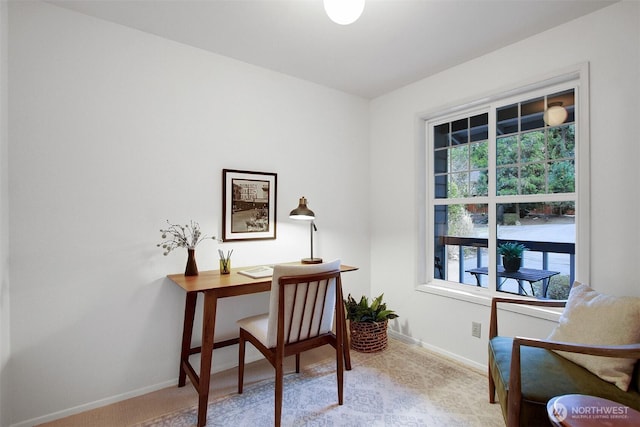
xmin=349 ymin=320 xmax=388 ymax=352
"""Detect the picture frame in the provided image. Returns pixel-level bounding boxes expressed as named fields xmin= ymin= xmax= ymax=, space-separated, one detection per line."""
xmin=222 ymin=169 xmax=277 ymax=241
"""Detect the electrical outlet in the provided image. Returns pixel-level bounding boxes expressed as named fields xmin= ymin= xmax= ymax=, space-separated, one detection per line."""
xmin=471 ymin=321 xmax=481 ymax=338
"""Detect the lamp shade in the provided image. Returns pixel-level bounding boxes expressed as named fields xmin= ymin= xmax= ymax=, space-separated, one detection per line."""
xmin=543 ymin=102 xmax=568 ymax=126
xmin=323 ymin=0 xmax=365 ymax=25
xmin=289 ymin=197 xmax=315 ymax=220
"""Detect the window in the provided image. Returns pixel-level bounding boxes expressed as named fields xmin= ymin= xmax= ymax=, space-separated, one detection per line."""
xmin=427 ymin=81 xmax=582 ymax=300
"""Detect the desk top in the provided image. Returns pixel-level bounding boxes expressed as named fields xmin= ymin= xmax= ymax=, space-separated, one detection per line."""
xmin=466 ymin=266 xmax=559 ymax=283
xmin=168 ymin=263 xmax=358 ymax=294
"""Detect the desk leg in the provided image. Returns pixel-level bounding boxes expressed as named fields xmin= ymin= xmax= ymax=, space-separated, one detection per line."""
xmin=179 ymin=292 xmax=197 ymax=387
xmin=336 ymin=280 xmax=351 ymax=371
xmin=342 ymin=318 xmax=352 ymax=371
xmin=197 ymin=291 xmax=217 ymax=427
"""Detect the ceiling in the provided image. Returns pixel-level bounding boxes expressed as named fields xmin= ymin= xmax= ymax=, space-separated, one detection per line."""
xmin=47 ymin=0 xmax=617 ymax=99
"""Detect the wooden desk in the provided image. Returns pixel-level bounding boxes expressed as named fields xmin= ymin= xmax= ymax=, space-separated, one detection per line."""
xmin=466 ymin=266 xmax=560 ymax=297
xmin=167 ymin=263 xmax=358 ymax=427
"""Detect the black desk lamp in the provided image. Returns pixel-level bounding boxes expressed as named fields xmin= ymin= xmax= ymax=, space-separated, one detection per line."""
xmin=289 ymin=196 xmax=322 ymax=264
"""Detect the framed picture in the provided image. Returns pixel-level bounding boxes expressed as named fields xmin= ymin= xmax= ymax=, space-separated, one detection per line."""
xmin=222 ymin=169 xmax=277 ymax=241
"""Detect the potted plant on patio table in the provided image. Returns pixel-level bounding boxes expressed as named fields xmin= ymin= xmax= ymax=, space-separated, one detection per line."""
xmin=498 ymin=242 xmax=528 ymax=272
xmin=344 ymin=293 xmax=398 ymax=353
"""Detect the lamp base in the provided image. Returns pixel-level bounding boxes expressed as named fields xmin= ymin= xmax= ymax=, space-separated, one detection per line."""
xmin=301 ymin=257 xmax=323 ymax=264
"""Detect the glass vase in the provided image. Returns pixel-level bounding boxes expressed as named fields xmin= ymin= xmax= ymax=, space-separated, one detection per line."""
xmin=220 ymin=259 xmax=231 ymax=274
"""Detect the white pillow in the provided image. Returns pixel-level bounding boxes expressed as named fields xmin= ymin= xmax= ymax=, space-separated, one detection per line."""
xmin=547 ymin=282 xmax=640 ymax=391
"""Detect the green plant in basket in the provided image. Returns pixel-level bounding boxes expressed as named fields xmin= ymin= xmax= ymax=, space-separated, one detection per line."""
xmin=344 ymin=293 xmax=399 ymax=323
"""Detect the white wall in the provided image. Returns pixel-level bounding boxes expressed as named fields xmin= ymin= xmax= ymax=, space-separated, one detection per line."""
xmin=7 ymin=1 xmax=640 ymax=425
xmin=7 ymin=1 xmax=370 ymax=425
xmin=371 ymin=1 xmax=640 ymax=366
xmin=1 ymin=1 xmax=10 ymax=425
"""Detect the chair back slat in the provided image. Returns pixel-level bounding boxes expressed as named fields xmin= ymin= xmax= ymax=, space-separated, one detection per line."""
xmin=298 ymin=281 xmax=313 ymax=342
xmin=284 ymin=284 xmax=296 ymax=344
xmin=278 ymin=271 xmax=339 ymax=345
xmin=308 ymin=280 xmax=329 ymax=339
xmin=264 ymin=260 xmax=342 ymax=349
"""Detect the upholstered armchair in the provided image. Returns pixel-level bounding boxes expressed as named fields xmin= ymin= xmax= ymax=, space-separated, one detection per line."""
xmin=488 ymin=283 xmax=640 ymax=426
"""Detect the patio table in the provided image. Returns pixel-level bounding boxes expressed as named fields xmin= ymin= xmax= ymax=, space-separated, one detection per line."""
xmin=466 ymin=266 xmax=560 ymax=297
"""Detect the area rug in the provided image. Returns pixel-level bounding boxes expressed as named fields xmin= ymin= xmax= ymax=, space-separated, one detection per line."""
xmin=138 ymin=338 xmax=504 ymax=426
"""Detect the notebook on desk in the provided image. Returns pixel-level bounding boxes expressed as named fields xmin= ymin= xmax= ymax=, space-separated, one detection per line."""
xmin=238 ymin=266 xmax=274 ymax=279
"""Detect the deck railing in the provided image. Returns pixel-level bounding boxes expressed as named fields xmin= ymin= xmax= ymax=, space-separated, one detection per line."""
xmin=438 ymin=236 xmax=575 ymax=285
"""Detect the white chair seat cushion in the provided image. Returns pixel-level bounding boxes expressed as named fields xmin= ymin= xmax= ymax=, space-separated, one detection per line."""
xmin=238 ymin=313 xmax=269 ymax=347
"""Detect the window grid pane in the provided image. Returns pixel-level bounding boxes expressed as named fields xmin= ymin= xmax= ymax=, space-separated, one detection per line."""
xmin=433 ymin=114 xmax=489 ymax=200
xmin=496 ymin=90 xmax=575 ymax=197
xmin=429 ymin=86 xmax=577 ymax=300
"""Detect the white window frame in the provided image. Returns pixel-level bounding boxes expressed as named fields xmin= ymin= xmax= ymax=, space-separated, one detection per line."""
xmin=418 ymin=63 xmax=590 ymax=306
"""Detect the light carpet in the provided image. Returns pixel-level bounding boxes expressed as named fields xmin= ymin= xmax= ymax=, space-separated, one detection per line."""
xmin=138 ymin=338 xmax=504 ymax=426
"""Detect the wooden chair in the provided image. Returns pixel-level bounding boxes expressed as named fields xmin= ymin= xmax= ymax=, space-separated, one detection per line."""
xmin=237 ymin=260 xmax=344 ymax=427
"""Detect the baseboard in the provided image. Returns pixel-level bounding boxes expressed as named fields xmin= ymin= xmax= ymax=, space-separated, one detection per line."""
xmin=387 ymin=330 xmax=486 ymax=373
xmin=17 ymin=334 xmax=480 ymax=427
xmin=13 ymin=349 xmax=266 ymax=427
xmin=11 ymin=378 xmax=177 ymax=427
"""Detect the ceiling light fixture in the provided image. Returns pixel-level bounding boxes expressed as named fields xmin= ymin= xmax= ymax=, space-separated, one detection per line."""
xmin=323 ymin=0 xmax=365 ymax=25
xmin=543 ymin=101 xmax=568 ymax=126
